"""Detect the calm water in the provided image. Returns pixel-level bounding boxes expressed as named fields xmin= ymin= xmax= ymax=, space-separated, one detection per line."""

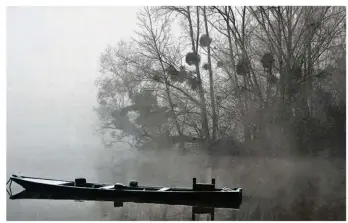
xmin=6 ymin=93 xmax=345 ymax=220
xmin=6 ymin=118 xmax=142 ymax=220
xmin=6 ymin=67 xmax=139 ymax=220
xmin=6 ymin=76 xmax=345 ymax=220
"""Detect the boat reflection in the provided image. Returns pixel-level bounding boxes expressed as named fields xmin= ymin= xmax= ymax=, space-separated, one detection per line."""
xmin=10 ymin=189 xmax=241 ymax=220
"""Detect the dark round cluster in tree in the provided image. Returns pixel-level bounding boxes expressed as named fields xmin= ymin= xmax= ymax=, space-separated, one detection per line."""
xmin=185 ymin=52 xmax=201 ymax=66
xmin=261 ymin=52 xmax=275 ymax=69
xmin=199 ymin=34 xmax=212 ymax=47
xmin=290 ymin=65 xmax=302 ymax=81
xmin=152 ymin=72 xmax=161 ymax=82
xmin=187 ymin=77 xmax=200 ymax=90
xmin=216 ymin=95 xmax=222 ymax=102
xmin=167 ymin=65 xmax=186 ymax=83
xmin=170 ymin=73 xmax=185 ymax=83
xmin=217 ymin=60 xmax=224 ymax=68
xmin=236 ymin=59 xmax=250 ymax=75
xmin=286 ymin=65 xmax=303 ymax=95
xmin=203 ymin=63 xmax=210 ymax=70
xmin=179 ymin=66 xmax=187 ymax=75
xmin=166 ymin=65 xmax=179 ymax=76
xmin=177 ymin=66 xmax=187 ymax=83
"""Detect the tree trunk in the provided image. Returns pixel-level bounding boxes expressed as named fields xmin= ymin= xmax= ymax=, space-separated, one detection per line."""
xmin=187 ymin=6 xmax=211 ymax=144
xmin=203 ymin=6 xmax=218 ymax=141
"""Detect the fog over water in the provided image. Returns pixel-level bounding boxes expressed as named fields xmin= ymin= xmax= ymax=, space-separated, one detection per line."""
xmin=6 ymin=6 xmax=345 ymax=221
xmin=7 ymin=7 xmax=142 ymax=220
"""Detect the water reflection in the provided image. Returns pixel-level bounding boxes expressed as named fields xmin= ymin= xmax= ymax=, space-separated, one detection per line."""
xmin=9 ymin=188 xmax=242 ymax=221
xmin=7 ymin=148 xmax=346 ymax=220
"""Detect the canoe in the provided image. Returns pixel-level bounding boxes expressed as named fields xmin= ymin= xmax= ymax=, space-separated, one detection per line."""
xmin=9 ymin=189 xmax=242 ymax=209
xmin=8 ymin=175 xmax=243 ymax=208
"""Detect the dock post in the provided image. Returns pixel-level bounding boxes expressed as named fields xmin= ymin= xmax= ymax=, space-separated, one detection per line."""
xmin=211 ymin=178 xmax=215 ymax=185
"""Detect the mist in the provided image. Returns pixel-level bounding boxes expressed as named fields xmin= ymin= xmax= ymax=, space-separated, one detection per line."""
xmin=7 ymin=6 xmax=346 ymax=220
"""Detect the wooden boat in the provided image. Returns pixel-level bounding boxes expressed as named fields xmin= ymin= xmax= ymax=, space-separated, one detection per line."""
xmin=8 ymin=175 xmax=242 ymax=209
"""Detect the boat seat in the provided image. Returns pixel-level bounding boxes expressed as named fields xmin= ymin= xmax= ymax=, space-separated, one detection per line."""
xmin=158 ymin=187 xmax=171 ymax=191
xmin=193 ymin=183 xmax=215 ymax=191
xmin=74 ymin=178 xmax=87 ymax=186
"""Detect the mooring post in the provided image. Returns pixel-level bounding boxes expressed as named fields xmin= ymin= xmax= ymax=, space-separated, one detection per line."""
xmin=211 ymin=178 xmax=215 ymax=185
xmin=191 ymin=206 xmax=195 ymax=220
xmin=211 ymin=211 xmax=215 ymax=221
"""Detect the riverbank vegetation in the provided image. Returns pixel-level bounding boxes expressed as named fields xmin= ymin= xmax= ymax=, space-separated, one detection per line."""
xmin=95 ymin=6 xmax=345 ymax=158
xmin=95 ymin=6 xmax=345 ymax=220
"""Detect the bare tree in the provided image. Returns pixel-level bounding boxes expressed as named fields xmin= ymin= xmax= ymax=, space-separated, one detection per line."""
xmin=95 ymin=6 xmax=345 ymax=156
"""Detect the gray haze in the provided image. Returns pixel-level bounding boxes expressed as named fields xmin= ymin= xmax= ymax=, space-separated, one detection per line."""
xmin=7 ymin=7 xmax=141 ymax=220
xmin=7 ymin=6 xmax=140 ymax=168
xmin=6 ymin=6 xmax=345 ymax=220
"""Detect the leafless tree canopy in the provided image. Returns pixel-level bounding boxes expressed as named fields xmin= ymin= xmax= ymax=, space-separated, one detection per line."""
xmin=95 ymin=6 xmax=345 ymax=156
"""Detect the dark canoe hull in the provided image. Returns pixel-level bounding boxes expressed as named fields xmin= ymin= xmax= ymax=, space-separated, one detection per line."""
xmin=10 ymin=190 xmax=242 ymax=209
xmin=9 ymin=175 xmax=243 ymax=209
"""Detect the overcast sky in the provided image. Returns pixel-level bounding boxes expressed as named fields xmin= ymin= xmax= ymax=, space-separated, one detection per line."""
xmin=7 ymin=7 xmax=141 ymax=152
